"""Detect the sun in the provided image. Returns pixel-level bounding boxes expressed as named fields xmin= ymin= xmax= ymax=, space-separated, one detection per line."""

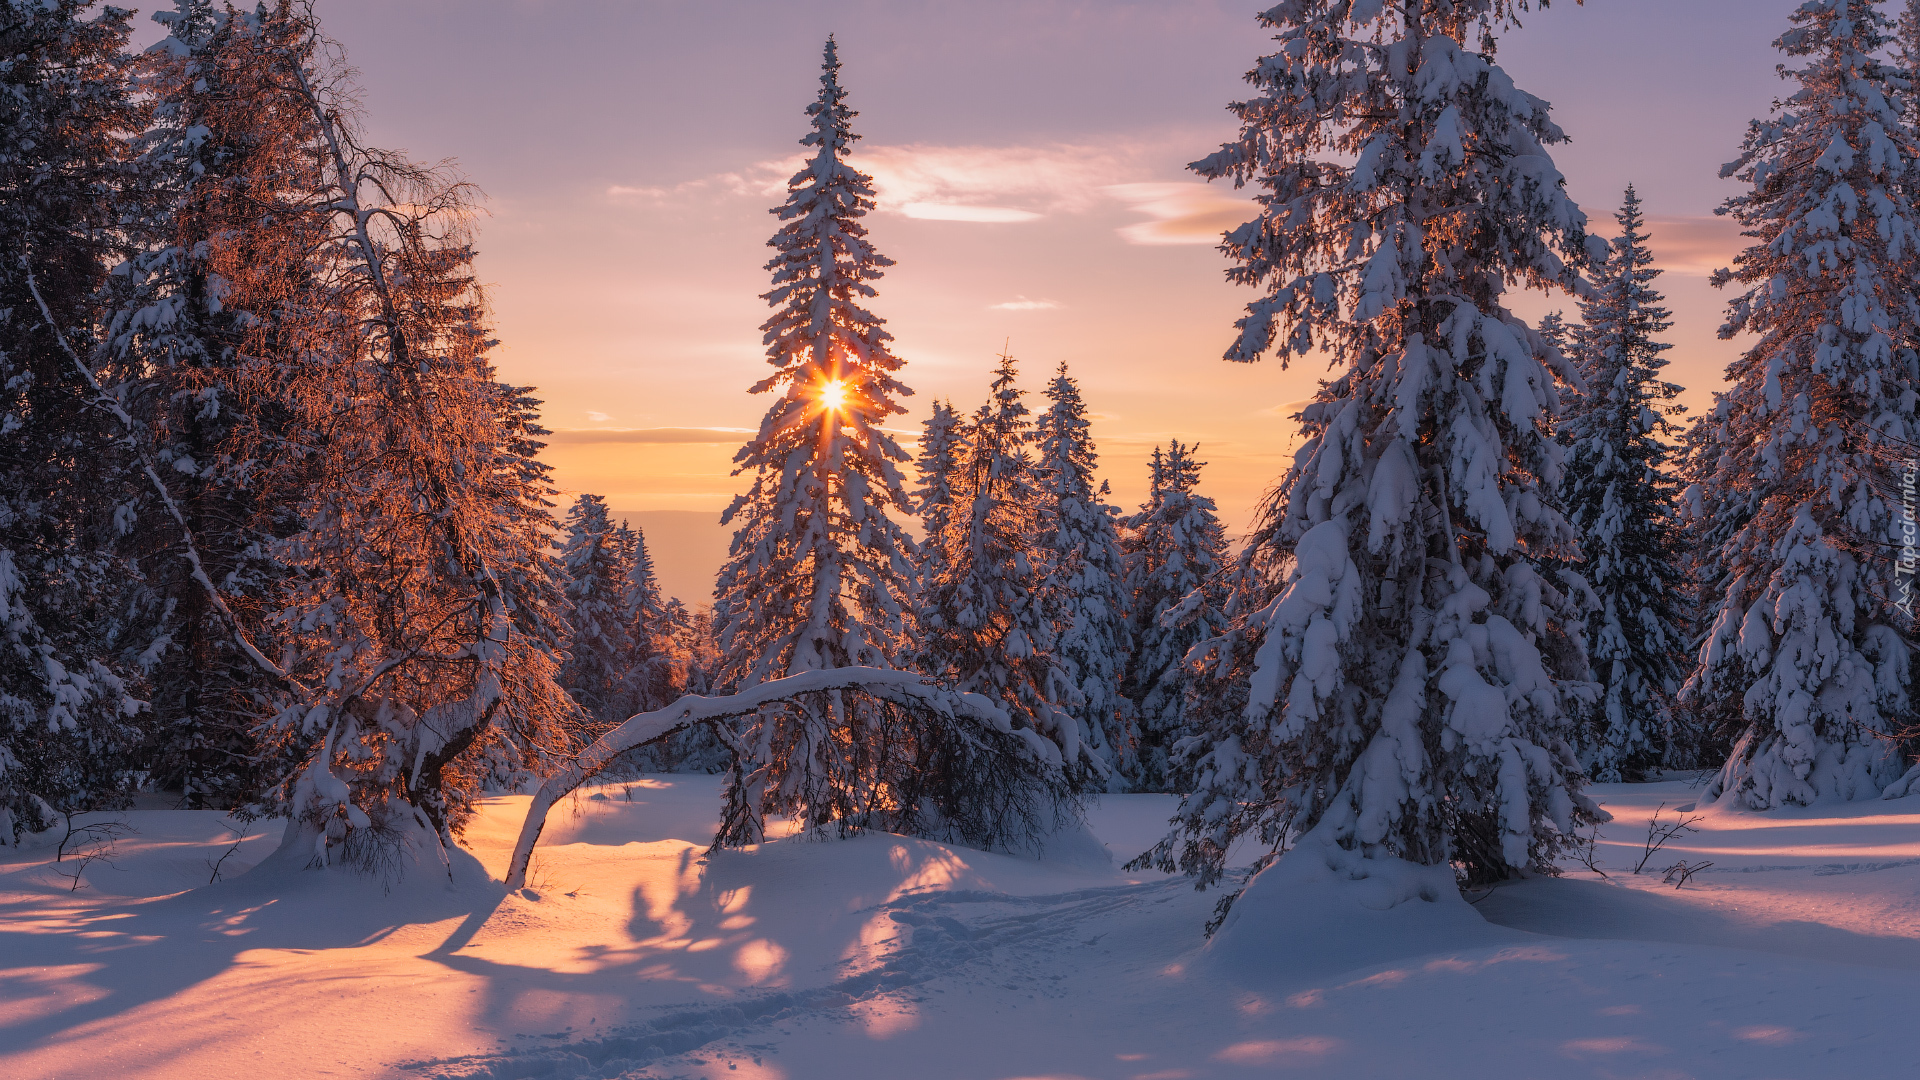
xmin=819 ymin=378 xmax=849 ymax=411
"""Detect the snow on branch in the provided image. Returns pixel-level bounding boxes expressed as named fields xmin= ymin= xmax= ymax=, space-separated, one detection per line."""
xmin=502 ymin=668 xmax=1018 ymax=889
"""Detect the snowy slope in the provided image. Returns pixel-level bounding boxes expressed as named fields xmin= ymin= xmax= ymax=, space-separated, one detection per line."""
xmin=2 ymin=778 xmax=1915 ymax=1079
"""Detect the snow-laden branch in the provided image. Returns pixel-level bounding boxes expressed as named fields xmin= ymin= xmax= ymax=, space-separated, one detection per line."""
xmin=501 ymin=668 xmax=1017 ymax=890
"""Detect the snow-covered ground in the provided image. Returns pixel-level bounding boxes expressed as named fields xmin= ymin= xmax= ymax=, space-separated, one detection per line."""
xmin=2 ymin=777 xmax=1915 ymax=1079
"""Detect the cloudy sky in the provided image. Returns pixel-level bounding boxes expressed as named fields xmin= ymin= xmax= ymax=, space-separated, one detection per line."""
xmin=231 ymin=0 xmax=1804 ymax=594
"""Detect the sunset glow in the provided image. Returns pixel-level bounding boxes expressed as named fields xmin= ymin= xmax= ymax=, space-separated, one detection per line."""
xmin=11 ymin=4 xmax=1919 ymax=1080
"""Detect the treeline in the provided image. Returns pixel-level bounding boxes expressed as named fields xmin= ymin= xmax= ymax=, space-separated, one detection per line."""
xmin=11 ymin=0 xmax=1920 ymax=897
xmin=567 ymin=364 xmax=1234 ymax=794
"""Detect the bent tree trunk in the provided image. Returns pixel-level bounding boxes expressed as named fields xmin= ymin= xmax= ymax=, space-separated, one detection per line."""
xmin=502 ymin=668 xmax=1022 ymax=889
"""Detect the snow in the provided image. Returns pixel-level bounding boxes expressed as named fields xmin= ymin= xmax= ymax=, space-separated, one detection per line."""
xmin=4 ymin=777 xmax=1917 ymax=1078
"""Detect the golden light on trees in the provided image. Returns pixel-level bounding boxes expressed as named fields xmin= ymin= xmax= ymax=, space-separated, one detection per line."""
xmin=818 ymin=378 xmax=849 ymax=412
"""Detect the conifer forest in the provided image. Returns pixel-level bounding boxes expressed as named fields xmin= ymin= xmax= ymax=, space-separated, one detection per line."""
xmin=3 ymin=2 xmax=1918 ymax=1078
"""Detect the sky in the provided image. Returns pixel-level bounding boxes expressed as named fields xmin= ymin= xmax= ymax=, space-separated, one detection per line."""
xmin=180 ymin=0 xmax=1808 ymax=599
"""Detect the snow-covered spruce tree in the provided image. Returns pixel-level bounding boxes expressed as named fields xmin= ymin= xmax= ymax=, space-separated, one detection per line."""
xmin=556 ymin=494 xmax=634 ymax=723
xmin=1559 ymin=187 xmax=1689 ymax=782
xmin=612 ymin=520 xmax=724 ymax=773
xmin=1690 ymin=0 xmax=1920 ymax=807
xmin=0 ymin=0 xmax=145 ymax=842
xmin=1669 ymin=404 xmax=1748 ymax=773
xmin=1121 ymin=442 xmax=1228 ymax=790
xmin=615 ymin=520 xmax=687 ymax=715
xmin=1536 ymin=310 xmax=1570 ymax=359
xmin=910 ymin=399 xmax=970 ymax=587
xmin=713 ymin=40 xmax=1064 ymax=847
xmin=678 ymin=603 xmax=721 ymax=696
xmin=106 ymin=0 xmax=324 ymax=809
xmin=1137 ymin=0 xmax=1605 ymax=892
xmin=1036 ymin=365 xmax=1137 ymax=787
xmin=919 ymin=354 xmax=1100 ymax=785
xmin=238 ymin=14 xmax=581 ymax=871
xmin=1901 ymin=1 xmax=1920 ymax=131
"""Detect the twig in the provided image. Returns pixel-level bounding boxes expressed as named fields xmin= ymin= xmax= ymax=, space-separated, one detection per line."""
xmin=52 ymin=814 xmax=131 ymax=891
xmin=1633 ymin=802 xmax=1703 ymax=874
xmin=1662 ymin=860 xmax=1713 ymax=888
xmin=1570 ymin=821 xmax=1610 ymax=878
xmin=206 ymin=824 xmax=253 ymax=884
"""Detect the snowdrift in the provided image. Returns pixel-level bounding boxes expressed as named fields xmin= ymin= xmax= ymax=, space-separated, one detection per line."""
xmin=1205 ymin=829 xmax=1524 ymax=984
xmin=5 ymin=779 xmax=1920 ymax=1080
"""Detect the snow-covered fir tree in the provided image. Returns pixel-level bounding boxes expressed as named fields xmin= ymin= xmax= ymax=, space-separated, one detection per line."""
xmin=614 ymin=520 xmax=686 ymax=716
xmin=713 ymin=41 xmax=1063 ymax=846
xmin=1560 ymin=187 xmax=1689 ymax=782
xmin=611 ymin=520 xmax=724 ymax=773
xmin=1036 ymin=365 xmax=1137 ymax=788
xmin=1139 ymin=0 xmax=1605 ymax=890
xmin=0 ymin=0 xmax=144 ymax=842
xmin=1900 ymin=1 xmax=1920 ymax=131
xmin=911 ymin=399 xmax=970 ymax=588
xmin=1690 ymin=0 xmax=1920 ymax=806
xmin=107 ymin=0 xmax=322 ymax=808
xmin=557 ymin=494 xmax=634 ymax=723
xmin=1121 ymin=442 xmax=1227 ymax=790
xmin=920 ymin=354 xmax=1095 ymax=783
xmin=1536 ymin=310 xmax=1571 ymax=359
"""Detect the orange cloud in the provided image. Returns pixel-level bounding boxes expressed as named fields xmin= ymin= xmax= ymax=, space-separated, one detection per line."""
xmin=610 ymin=141 xmax=1159 ymax=224
xmin=859 ymin=142 xmax=1143 ymax=221
xmin=1106 ymin=181 xmax=1254 ymax=246
xmin=1583 ymin=212 xmax=1744 ymax=276
xmin=1640 ymin=214 xmax=1745 ymax=276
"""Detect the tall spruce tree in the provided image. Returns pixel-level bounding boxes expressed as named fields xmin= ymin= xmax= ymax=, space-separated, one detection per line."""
xmin=1036 ymin=365 xmax=1136 ymax=788
xmin=611 ymin=520 xmax=724 ymax=773
xmin=1560 ymin=187 xmax=1689 ymax=782
xmin=615 ymin=521 xmax=685 ymax=716
xmin=1691 ymin=0 xmax=1920 ymax=807
xmin=1121 ymin=442 xmax=1227 ymax=790
xmin=919 ymin=355 xmax=1091 ymax=779
xmin=911 ymin=399 xmax=970 ymax=588
xmin=1139 ymin=0 xmax=1604 ymax=892
xmin=107 ymin=0 xmax=322 ymax=808
xmin=712 ymin=42 xmax=1061 ymax=848
xmin=557 ymin=494 xmax=633 ymax=724
xmin=0 ymin=0 xmax=143 ymax=842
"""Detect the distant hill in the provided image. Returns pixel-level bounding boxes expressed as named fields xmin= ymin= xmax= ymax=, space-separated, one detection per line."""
xmin=610 ymin=509 xmax=732 ymax=609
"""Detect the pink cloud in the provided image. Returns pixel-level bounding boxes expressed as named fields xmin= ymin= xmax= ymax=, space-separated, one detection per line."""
xmin=1106 ymin=182 xmax=1253 ymax=246
xmin=1587 ymin=212 xmax=1744 ymax=276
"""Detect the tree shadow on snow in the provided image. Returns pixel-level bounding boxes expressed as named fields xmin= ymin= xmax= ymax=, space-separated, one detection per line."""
xmin=0 ymin=837 xmax=507 ymax=1062
xmin=412 ymin=831 xmax=1018 ymax=1056
xmin=1475 ymin=874 xmax=1920 ymax=972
